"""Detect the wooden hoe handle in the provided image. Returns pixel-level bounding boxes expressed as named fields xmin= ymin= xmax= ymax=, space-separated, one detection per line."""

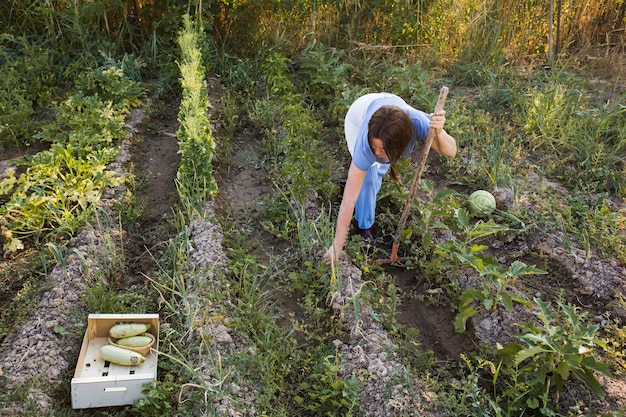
xmin=388 ymin=86 xmax=449 ymax=263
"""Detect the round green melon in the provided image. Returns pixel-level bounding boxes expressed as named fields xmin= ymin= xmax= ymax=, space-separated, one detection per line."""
xmin=467 ymin=190 xmax=496 ymax=216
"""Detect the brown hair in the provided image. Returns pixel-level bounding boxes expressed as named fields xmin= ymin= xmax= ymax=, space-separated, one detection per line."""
xmin=368 ymin=105 xmax=413 ymax=184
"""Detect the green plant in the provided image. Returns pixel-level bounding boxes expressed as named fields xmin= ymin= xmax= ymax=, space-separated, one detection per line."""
xmin=145 ymin=242 xmax=198 ymax=340
xmin=288 ymin=260 xmax=341 ymax=343
xmin=0 ymin=72 xmax=34 ymax=147
xmin=604 ymin=314 xmax=626 ymax=376
xmin=517 ymin=75 xmax=626 ymax=196
xmin=496 ymin=298 xmax=611 ymax=413
xmin=75 ymin=66 xmax=145 ymax=111
xmin=426 ymin=205 xmax=510 ymax=280
xmin=296 ymin=40 xmax=349 ymax=111
xmin=133 ymin=374 xmax=178 ymax=416
xmin=604 ymin=291 xmax=626 ymax=375
xmin=295 ymin=346 xmax=360 ymax=416
xmin=0 ymin=255 xmax=52 ymax=339
xmin=83 ymin=281 xmax=153 ymax=314
xmin=455 ymin=260 xmax=545 ymax=333
xmin=439 ymin=354 xmax=504 ymax=417
xmin=0 ymin=63 xmax=142 ymax=254
xmin=0 ymin=35 xmax=58 ymax=147
xmin=584 ymin=202 xmax=626 ymax=263
xmin=176 ymin=15 xmax=218 ymax=203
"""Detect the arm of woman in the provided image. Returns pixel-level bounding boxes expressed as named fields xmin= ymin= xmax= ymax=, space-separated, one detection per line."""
xmin=428 ymin=110 xmax=457 ymax=157
xmin=324 ymin=162 xmax=367 ymax=265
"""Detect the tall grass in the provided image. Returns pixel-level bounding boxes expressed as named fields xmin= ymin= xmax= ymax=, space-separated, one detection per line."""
xmin=517 ymin=71 xmax=625 ymax=196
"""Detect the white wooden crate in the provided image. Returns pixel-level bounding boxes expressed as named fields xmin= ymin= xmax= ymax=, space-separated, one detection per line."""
xmin=71 ymin=314 xmax=159 ymax=409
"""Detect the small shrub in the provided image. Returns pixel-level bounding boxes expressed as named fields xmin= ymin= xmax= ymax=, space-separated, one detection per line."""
xmin=496 ymin=298 xmax=611 ymax=412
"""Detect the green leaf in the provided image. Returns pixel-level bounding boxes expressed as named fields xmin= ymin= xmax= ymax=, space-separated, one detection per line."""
xmin=469 ymin=244 xmax=488 ymax=253
xmin=515 ymin=345 xmax=549 ymax=365
xmin=581 ymin=356 xmax=611 ymax=376
xmin=454 ymin=306 xmax=476 ymax=333
xmin=454 ymin=207 xmax=470 ymax=228
xmin=53 ymin=325 xmax=70 ymax=336
xmin=560 ymin=302 xmax=580 ymax=326
xmin=458 ymin=252 xmax=485 ymax=271
xmin=459 ymin=288 xmax=484 ymax=307
xmin=499 ymin=293 xmax=512 ymax=311
xmin=555 ymin=361 xmax=571 ymax=380
xmin=508 ymin=293 xmax=532 ymax=308
xmin=400 ymin=228 xmax=413 ymax=243
xmin=482 ymin=263 xmax=505 ymax=277
xmin=534 ymin=298 xmax=555 ymax=325
xmin=494 ymin=342 xmax=525 ymax=368
xmin=572 ymin=367 xmax=605 ymax=397
xmin=522 ymin=333 xmax=554 ymax=348
xmin=526 ymin=397 xmax=540 ymax=409
xmin=564 ymin=353 xmax=582 ymax=367
xmin=468 ymin=219 xmax=509 ymax=241
xmin=508 ymin=260 xmax=547 ymax=277
xmin=421 ymin=231 xmax=431 ymax=250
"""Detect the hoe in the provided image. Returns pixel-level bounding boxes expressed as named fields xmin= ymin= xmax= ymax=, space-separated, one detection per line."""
xmin=377 ymin=86 xmax=449 ymax=264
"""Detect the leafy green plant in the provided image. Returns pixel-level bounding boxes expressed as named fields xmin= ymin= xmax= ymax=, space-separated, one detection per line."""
xmin=0 ymin=35 xmax=57 ymax=147
xmin=496 ymin=298 xmax=611 ymax=412
xmin=75 ymin=66 xmax=145 ymax=111
xmin=399 ymin=190 xmax=543 ymax=332
xmin=133 ymin=374 xmax=178 ymax=416
xmin=425 ymin=204 xmax=510 ymax=280
xmin=296 ymin=40 xmax=349 ymax=111
xmin=295 ymin=347 xmax=360 ymax=416
xmin=438 ymin=354 xmax=505 ymax=417
xmin=0 ymin=65 xmax=141 ymax=254
xmin=455 ymin=260 xmax=545 ymax=333
xmin=261 ymin=50 xmax=298 ymax=99
xmin=176 ymin=15 xmax=218 ymax=203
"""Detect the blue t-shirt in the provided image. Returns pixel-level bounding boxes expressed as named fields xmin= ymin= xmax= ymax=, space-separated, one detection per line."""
xmin=352 ymin=94 xmax=430 ymax=171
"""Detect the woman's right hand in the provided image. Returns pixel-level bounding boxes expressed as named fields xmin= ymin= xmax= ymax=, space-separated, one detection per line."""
xmin=324 ymin=162 xmax=366 ymax=266
xmin=323 ymin=245 xmax=340 ymax=266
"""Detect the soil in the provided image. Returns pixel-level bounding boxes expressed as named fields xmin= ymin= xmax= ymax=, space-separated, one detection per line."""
xmin=393 ymin=267 xmax=478 ymax=360
xmin=0 ymin=87 xmax=625 ymax=415
xmin=123 ymin=100 xmax=181 ymax=286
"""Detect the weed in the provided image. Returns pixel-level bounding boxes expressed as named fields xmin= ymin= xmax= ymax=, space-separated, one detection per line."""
xmin=295 ymin=344 xmax=360 ymax=416
xmin=0 ymin=254 xmax=52 ymax=338
xmin=296 ymin=40 xmax=349 ymax=113
xmin=438 ymin=354 xmax=504 ymax=417
xmin=395 ymin=329 xmax=437 ymax=370
xmin=496 ymin=298 xmax=611 ymax=411
xmin=133 ymin=374 xmax=178 ymax=415
xmin=604 ymin=292 xmax=626 ymax=374
xmin=455 ymin=260 xmax=546 ymax=333
xmin=518 ymin=74 xmax=626 ymax=196
xmin=604 ymin=314 xmax=626 ymax=375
